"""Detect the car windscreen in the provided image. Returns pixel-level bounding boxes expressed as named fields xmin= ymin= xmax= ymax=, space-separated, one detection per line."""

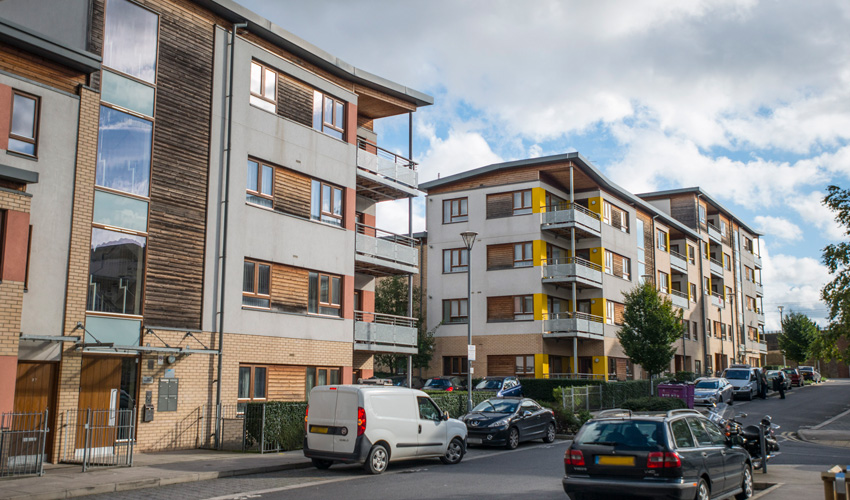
xmin=471 ymin=400 xmax=518 ymax=413
xmin=424 ymin=379 xmax=449 ymax=388
xmin=723 ymin=369 xmax=750 ymax=380
xmin=695 ymin=381 xmax=719 ymax=389
xmin=575 ymin=420 xmax=665 ymax=450
xmin=475 ymin=379 xmax=503 ymax=390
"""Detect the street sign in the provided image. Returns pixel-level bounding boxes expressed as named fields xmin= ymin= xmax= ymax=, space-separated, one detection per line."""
xmin=468 ymin=344 xmax=476 ymax=361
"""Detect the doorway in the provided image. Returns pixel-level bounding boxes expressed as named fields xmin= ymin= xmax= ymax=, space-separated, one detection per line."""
xmin=13 ymin=361 xmax=58 ymax=460
xmin=76 ymin=356 xmax=138 ymax=450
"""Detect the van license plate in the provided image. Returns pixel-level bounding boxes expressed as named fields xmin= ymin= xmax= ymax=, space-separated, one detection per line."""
xmin=596 ymin=455 xmax=635 ymax=466
xmin=310 ymin=426 xmax=329 ymax=434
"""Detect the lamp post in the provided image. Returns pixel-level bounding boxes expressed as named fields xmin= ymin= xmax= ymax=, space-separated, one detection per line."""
xmin=460 ymin=231 xmax=478 ymax=414
xmin=778 ymin=306 xmax=786 ymax=367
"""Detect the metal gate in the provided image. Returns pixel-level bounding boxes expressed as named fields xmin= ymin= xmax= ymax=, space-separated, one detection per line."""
xmin=0 ymin=410 xmax=49 ymax=477
xmin=59 ymin=408 xmax=136 ymax=471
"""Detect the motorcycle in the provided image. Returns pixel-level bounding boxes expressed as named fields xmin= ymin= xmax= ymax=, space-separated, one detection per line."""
xmin=707 ymin=404 xmax=780 ymax=469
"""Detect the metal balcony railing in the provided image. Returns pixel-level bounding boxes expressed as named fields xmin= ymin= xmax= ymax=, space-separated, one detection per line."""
xmin=354 ymin=311 xmax=418 ymax=353
xmin=707 ymin=221 xmax=722 ymax=241
xmin=541 ymin=202 xmax=602 ymax=236
xmin=355 ymin=223 xmax=418 ymax=272
xmin=711 ymin=292 xmax=725 ymax=308
xmin=357 ymin=139 xmax=417 ymax=188
xmin=671 ymin=289 xmax=689 ymax=309
xmin=542 ymin=257 xmax=603 ymax=285
xmin=545 ymin=202 xmax=600 ymax=220
xmin=354 ymin=311 xmax=417 ymax=328
xmin=670 ymin=250 xmax=688 ymax=272
xmin=543 ymin=312 xmax=605 ymax=338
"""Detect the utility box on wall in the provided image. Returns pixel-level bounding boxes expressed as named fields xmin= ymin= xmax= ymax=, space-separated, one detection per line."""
xmin=158 ymin=378 xmax=179 ymax=412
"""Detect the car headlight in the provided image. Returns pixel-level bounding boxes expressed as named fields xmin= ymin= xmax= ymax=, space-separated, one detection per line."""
xmin=489 ymin=419 xmax=509 ymax=428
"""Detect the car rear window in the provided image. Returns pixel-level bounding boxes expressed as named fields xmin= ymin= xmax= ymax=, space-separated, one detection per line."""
xmin=425 ymin=379 xmax=449 ymax=388
xmin=575 ymin=420 xmax=665 ymax=450
xmin=695 ymin=381 xmax=719 ymax=389
xmin=475 ymin=379 xmax=503 ymax=390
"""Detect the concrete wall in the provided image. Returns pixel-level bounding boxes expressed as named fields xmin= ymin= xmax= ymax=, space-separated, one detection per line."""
xmin=0 ymin=0 xmax=91 ymax=51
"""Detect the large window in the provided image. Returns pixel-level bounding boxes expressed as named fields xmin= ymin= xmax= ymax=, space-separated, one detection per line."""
xmin=515 ymin=355 xmax=534 ymax=375
xmin=443 ymin=356 xmax=468 ymax=376
xmin=312 ymin=90 xmax=345 ymax=140
xmin=308 ymin=271 xmax=341 ymax=317
xmin=443 ymin=248 xmax=468 ymax=273
xmin=636 ymin=218 xmax=646 ymax=283
xmin=443 ymin=299 xmax=468 ymax=324
xmin=658 ymin=271 xmax=669 ymax=294
xmin=514 ymin=295 xmax=533 ymax=321
xmin=605 ymin=250 xmax=631 ymax=280
xmin=247 ymin=159 xmax=274 ymax=208
xmin=310 ymin=180 xmax=343 ymax=227
xmin=690 ymin=283 xmax=697 ymax=302
xmin=238 ymin=365 xmax=268 ymax=401
xmin=242 ymin=259 xmax=271 ymax=308
xmin=8 ymin=91 xmax=39 ymax=156
xmin=87 ymin=228 xmax=146 ymax=315
xmin=96 ymin=106 xmax=153 ymax=197
xmin=103 ymin=0 xmax=159 ymax=83
xmin=443 ymin=198 xmax=468 ymax=223
xmin=513 ymin=190 xmax=532 ymax=215
xmin=656 ymin=228 xmax=668 ymax=251
xmin=514 ymin=242 xmax=533 ymax=268
xmin=250 ymin=61 xmax=277 ymax=113
xmin=603 ymin=201 xmax=629 ymax=232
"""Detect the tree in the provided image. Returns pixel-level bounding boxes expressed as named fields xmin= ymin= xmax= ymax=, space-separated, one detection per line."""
xmin=617 ymin=281 xmax=684 ymax=395
xmin=816 ymin=185 xmax=850 ymax=364
xmin=373 ymin=276 xmax=435 ymax=374
xmin=778 ymin=312 xmax=818 ymax=365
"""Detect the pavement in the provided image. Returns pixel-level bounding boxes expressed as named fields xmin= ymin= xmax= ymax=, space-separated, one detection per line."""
xmin=797 ymin=389 xmax=850 ymax=447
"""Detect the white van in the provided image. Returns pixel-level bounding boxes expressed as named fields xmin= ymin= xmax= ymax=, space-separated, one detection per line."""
xmin=303 ymin=385 xmax=467 ymax=474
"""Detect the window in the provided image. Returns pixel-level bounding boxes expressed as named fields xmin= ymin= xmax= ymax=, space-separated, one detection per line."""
xmin=242 ymin=260 xmax=271 ymax=308
xmin=238 ymin=365 xmax=268 ymax=401
xmin=656 ymin=229 xmax=668 ymax=251
xmin=636 ymin=218 xmax=646 ymax=282
xmin=604 ymin=201 xmax=629 ymax=232
xmin=103 ymin=0 xmax=158 ymax=83
xmin=0 ymin=210 xmax=4 ymax=272
xmin=671 ymin=419 xmax=696 ymax=449
xmin=689 ymin=283 xmax=697 ymax=302
xmin=443 ymin=299 xmax=468 ymax=324
xmin=695 ymin=359 xmax=702 ymax=375
xmin=746 ymin=296 xmax=757 ymax=312
xmin=704 ymin=277 xmax=710 ymax=294
xmin=8 ymin=91 xmax=39 ymax=156
xmin=721 ymin=220 xmax=727 ymax=236
xmin=246 ymin=159 xmax=274 ymax=208
xmin=417 ymin=397 xmax=442 ymax=421
xmin=444 ymin=356 xmax=468 ymax=375
xmin=513 ymin=190 xmax=532 ymax=215
xmin=547 ymin=244 xmax=568 ymax=265
xmin=724 ymin=253 xmax=731 ymax=271
xmin=604 ymin=250 xmax=613 ymax=274
xmin=603 ymin=201 xmax=611 ymax=225
xmin=688 ymin=245 xmax=696 ymax=264
xmin=515 ymin=355 xmax=534 ymax=375
xmin=443 ymin=198 xmax=468 ymax=223
xmin=698 ymin=205 xmax=706 ymax=225
xmin=605 ymin=250 xmax=631 ymax=280
xmin=443 ymin=248 xmax=468 ymax=273
xmin=745 ymin=266 xmax=754 ymax=282
xmin=306 ymin=366 xmax=340 ymax=393
xmin=606 ymin=301 xmax=615 ymax=325
xmin=658 ymin=271 xmax=669 ymax=294
xmin=88 ymin=228 xmax=146 ymax=315
xmin=96 ymin=106 xmax=153 ymax=197
xmin=514 ymin=242 xmax=533 ymax=268
xmin=725 ymin=286 xmax=733 ymax=302
xmin=308 ymin=271 xmax=341 ymax=317
xmin=743 ymin=236 xmax=754 ymax=253
xmin=310 ymin=180 xmax=343 ymax=227
xmin=692 ymin=321 xmax=699 ymax=342
xmin=312 ymin=90 xmax=345 ymax=140
xmin=514 ymin=295 xmax=533 ymax=320
xmin=686 ymin=418 xmax=713 ymax=447
xmin=249 ymin=61 xmax=276 ymax=113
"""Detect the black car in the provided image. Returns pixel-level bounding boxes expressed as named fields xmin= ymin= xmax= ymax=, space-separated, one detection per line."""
xmin=462 ymin=397 xmax=556 ymax=449
xmin=563 ymin=409 xmax=752 ymax=500
xmin=474 ymin=376 xmax=523 ymax=397
xmin=423 ymin=376 xmax=466 ymax=392
xmin=389 ymin=375 xmax=424 ymax=389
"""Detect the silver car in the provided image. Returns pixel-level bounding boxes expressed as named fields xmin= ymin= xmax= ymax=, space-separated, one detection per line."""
xmin=693 ymin=377 xmax=734 ymax=405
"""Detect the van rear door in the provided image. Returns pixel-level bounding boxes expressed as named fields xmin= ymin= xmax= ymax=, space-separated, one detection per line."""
xmin=333 ymin=388 xmax=359 ymax=454
xmin=307 ymin=387 xmax=337 ymax=453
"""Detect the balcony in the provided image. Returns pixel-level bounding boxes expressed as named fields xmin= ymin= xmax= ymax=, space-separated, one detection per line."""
xmin=542 ymin=258 xmax=603 ymax=289
xmin=541 ymin=202 xmax=602 ymax=239
xmin=543 ymin=312 xmax=604 ymax=339
xmin=754 ymin=281 xmax=763 ymax=296
xmin=708 ymin=257 xmax=723 ymax=277
xmin=670 ymin=250 xmax=688 ymax=273
xmin=356 ymin=140 xmax=419 ymax=201
xmin=756 ymin=309 xmax=765 ymax=324
xmin=671 ymin=289 xmax=689 ymax=309
xmin=753 ymin=253 xmax=763 ymax=269
xmin=355 ymin=224 xmax=419 ymax=276
xmin=707 ymin=222 xmax=722 ymax=242
xmin=755 ymin=341 xmax=767 ymax=353
xmin=354 ymin=311 xmax=418 ymax=355
xmin=710 ymin=292 xmax=725 ymax=309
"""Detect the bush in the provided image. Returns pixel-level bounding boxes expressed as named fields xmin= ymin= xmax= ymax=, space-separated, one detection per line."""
xmin=519 ymin=378 xmax=606 ymax=401
xmin=245 ymin=401 xmax=307 ymax=452
xmin=673 ymin=371 xmax=695 ymax=382
xmin=424 ymin=391 xmax=496 ymax=418
xmin=621 ymin=396 xmax=687 ymax=412
xmin=544 ymin=403 xmax=593 ymax=435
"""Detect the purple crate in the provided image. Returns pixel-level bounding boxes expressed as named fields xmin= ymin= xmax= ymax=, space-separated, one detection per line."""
xmin=656 ymin=383 xmax=694 ymax=409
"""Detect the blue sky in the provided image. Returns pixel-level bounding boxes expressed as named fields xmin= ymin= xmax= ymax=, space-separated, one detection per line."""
xmin=239 ymin=0 xmax=850 ymax=330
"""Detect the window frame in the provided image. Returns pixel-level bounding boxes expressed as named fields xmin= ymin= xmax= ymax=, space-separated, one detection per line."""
xmin=313 ymin=90 xmax=346 ymax=140
xmin=311 ymin=179 xmax=344 ymax=227
xmin=249 ymin=61 xmax=277 ymax=113
xmin=606 ymin=300 xmax=615 ymax=325
xmin=444 ymin=356 xmax=468 ymax=376
xmin=513 ymin=295 xmax=534 ymax=321
xmin=246 ymin=158 xmax=274 ymax=207
xmin=442 ymin=197 xmax=468 ymax=224
xmin=656 ymin=229 xmax=668 ymax=252
xmin=688 ymin=245 xmax=696 ymax=264
xmin=309 ymin=271 xmax=342 ymax=317
xmin=443 ymin=248 xmax=469 ymax=273
xmin=242 ymin=259 xmax=271 ymax=309
xmin=658 ymin=271 xmax=669 ymax=294
xmin=8 ymin=90 xmax=40 ymax=157
xmin=689 ymin=283 xmax=697 ymax=302
xmin=515 ymin=355 xmax=535 ymax=376
xmin=513 ymin=242 xmax=533 ymax=268
xmin=237 ymin=364 xmax=269 ymax=402
xmin=442 ymin=298 xmax=468 ymax=324
xmin=512 ymin=190 xmax=533 ymax=215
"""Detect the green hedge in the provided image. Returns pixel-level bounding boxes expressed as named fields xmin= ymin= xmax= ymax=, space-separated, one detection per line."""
xmin=245 ymin=401 xmax=307 ymax=452
xmin=540 ymin=402 xmax=593 ymax=434
xmin=424 ymin=391 xmax=496 ymax=418
xmin=621 ymin=396 xmax=687 ymax=411
xmin=519 ymin=378 xmax=606 ymax=401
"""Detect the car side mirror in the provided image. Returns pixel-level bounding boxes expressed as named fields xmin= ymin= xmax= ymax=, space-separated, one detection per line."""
xmin=734 ymin=413 xmax=747 ymax=419
xmin=442 ymin=411 xmax=449 ymax=421
xmin=523 ymin=410 xmax=533 ymax=417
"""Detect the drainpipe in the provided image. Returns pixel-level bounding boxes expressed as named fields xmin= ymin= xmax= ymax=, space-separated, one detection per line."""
xmin=569 ymin=166 xmax=577 ymax=376
xmin=407 ymin=112 xmax=414 ymax=388
xmin=215 ymin=20 xmax=248 ymax=450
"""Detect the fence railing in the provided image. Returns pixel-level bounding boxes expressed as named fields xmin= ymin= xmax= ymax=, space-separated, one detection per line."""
xmin=59 ymin=408 xmax=136 ymax=472
xmin=671 ymin=289 xmax=688 ymax=299
xmin=542 ymin=257 xmax=603 ymax=273
xmin=354 ymin=311 xmax=417 ymax=327
xmin=544 ymin=202 xmax=601 ymax=220
xmin=0 ymin=410 xmax=49 ymax=477
xmin=557 ymin=380 xmax=668 ymax=412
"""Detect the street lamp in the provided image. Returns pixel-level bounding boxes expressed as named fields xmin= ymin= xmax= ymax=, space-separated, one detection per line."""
xmin=460 ymin=231 xmax=478 ymax=413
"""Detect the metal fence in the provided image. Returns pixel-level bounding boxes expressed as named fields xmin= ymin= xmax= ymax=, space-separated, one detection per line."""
xmin=204 ymin=404 xmax=306 ymax=454
xmin=0 ymin=410 xmax=49 ymax=477
xmin=59 ymin=408 xmax=136 ymax=471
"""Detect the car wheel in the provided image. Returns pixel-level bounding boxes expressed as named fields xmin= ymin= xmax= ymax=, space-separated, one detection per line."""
xmin=440 ymin=437 xmax=464 ymax=465
xmin=695 ymin=478 xmax=709 ymax=500
xmin=747 ymin=390 xmax=753 ymax=401
xmin=312 ymin=458 xmax=333 ymax=470
xmin=506 ymin=427 xmax=520 ymax=450
xmin=363 ymin=444 xmax=389 ymax=474
xmin=543 ymin=422 xmax=556 ymax=443
xmin=736 ymin=465 xmax=753 ymax=499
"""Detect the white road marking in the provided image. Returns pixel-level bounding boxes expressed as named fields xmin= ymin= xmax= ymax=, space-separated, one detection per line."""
xmin=811 ymin=407 xmax=850 ymax=430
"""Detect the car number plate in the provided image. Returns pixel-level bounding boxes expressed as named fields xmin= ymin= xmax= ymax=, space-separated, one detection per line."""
xmin=596 ymin=455 xmax=635 ymax=466
xmin=468 ymin=437 xmax=482 ymax=444
xmin=310 ymin=426 xmax=329 ymax=434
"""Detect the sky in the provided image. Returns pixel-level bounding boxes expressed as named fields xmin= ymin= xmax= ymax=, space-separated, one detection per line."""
xmin=238 ymin=0 xmax=850 ymax=331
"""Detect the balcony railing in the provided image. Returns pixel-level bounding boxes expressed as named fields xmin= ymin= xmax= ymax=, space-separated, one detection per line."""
xmin=709 ymin=257 xmax=724 ymax=276
xmin=671 ymin=289 xmax=689 ymax=309
xmin=753 ymin=253 xmax=762 ymax=269
xmin=707 ymin=222 xmax=721 ymax=242
xmin=355 ymin=223 xmax=419 ymax=275
xmin=543 ymin=312 xmax=604 ymax=339
xmin=670 ymin=250 xmax=688 ymax=272
xmin=354 ymin=311 xmax=418 ymax=354
xmin=710 ymin=292 xmax=725 ymax=309
xmin=356 ymin=139 xmax=418 ymax=192
xmin=541 ymin=202 xmax=602 ymax=237
xmin=542 ymin=258 xmax=603 ymax=287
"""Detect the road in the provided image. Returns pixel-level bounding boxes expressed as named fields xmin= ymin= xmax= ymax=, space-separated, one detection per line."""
xmin=84 ymin=380 xmax=850 ymax=500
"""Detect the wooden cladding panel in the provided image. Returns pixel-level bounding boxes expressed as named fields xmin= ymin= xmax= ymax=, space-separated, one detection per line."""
xmin=487 ymin=296 xmax=514 ymax=322
xmin=274 ymin=168 xmax=311 ymax=219
xmin=89 ymin=0 xmax=105 ymax=90
xmin=270 ymin=264 xmax=309 ymax=314
xmin=668 ymin=194 xmax=698 ymax=230
xmin=486 ymin=192 xmax=513 ymax=219
xmin=427 ymin=164 xmax=544 ymax=195
xmin=0 ymin=41 xmax=86 ymax=95
xmin=613 ymin=302 xmax=625 ymax=325
xmin=637 ymin=212 xmax=655 ymax=277
xmin=143 ymin=3 xmax=214 ymax=329
xmin=612 ymin=253 xmax=628 ymax=279
xmin=277 ymin=75 xmax=313 ymax=128
xmin=487 ymin=355 xmax=515 ymax=376
xmin=487 ymin=243 xmax=514 ymax=270
xmin=268 ymin=365 xmax=306 ymax=401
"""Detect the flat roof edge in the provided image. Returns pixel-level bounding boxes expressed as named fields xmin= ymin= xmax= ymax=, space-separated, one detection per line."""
xmin=0 ymin=17 xmax=101 ymax=73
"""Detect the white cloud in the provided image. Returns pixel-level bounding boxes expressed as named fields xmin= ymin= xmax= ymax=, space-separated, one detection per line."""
xmin=754 ymin=216 xmax=802 ymax=242
xmin=760 ymin=244 xmax=831 ymax=331
xmin=789 ymin=190 xmax=845 ymax=242
xmin=417 ymin=130 xmax=503 ymax=182
xmin=375 ymin=198 xmax=425 ymax=236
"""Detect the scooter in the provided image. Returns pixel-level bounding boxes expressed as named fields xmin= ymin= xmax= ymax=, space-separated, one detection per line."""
xmin=707 ymin=405 xmax=780 ymax=469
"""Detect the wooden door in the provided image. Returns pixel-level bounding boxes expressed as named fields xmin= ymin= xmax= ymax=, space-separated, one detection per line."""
xmin=579 ymin=357 xmax=593 ymax=375
xmin=487 ymin=355 xmax=515 ymax=376
xmin=13 ymin=362 xmax=57 ymax=458
xmin=76 ymin=357 xmax=122 ymax=450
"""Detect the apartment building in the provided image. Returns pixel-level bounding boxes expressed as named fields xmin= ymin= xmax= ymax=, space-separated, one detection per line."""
xmin=420 ymin=153 xmax=765 ymax=382
xmin=0 ymin=0 xmax=429 ymax=460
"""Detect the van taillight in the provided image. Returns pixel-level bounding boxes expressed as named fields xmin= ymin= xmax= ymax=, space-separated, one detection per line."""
xmin=304 ymin=406 xmax=309 ymax=432
xmin=565 ymin=448 xmax=584 ymax=466
xmin=357 ymin=407 xmax=366 ymax=436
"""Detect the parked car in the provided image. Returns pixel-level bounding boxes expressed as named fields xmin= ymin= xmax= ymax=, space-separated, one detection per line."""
xmin=563 ymin=408 xmax=753 ymax=500
xmin=304 ymin=385 xmax=467 ymax=474
xmin=693 ymin=377 xmax=734 ymax=406
xmin=389 ymin=375 xmax=425 ymax=389
xmin=766 ymin=370 xmax=792 ymax=391
xmin=462 ymin=397 xmax=556 ymax=449
xmin=423 ymin=376 xmax=467 ymax=392
xmin=474 ymin=376 xmax=523 ymax=397
xmin=721 ymin=366 xmax=759 ymax=401
xmin=358 ymin=377 xmax=392 ymax=386
xmin=798 ymin=366 xmax=822 ymax=383
xmin=781 ymin=368 xmax=802 ymax=387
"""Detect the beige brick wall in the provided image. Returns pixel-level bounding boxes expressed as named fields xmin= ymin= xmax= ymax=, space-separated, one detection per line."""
xmin=427 ymin=333 xmax=548 ymax=378
xmin=0 ymin=189 xmax=30 ymax=359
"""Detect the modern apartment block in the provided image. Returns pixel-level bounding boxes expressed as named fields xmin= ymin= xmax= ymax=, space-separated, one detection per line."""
xmin=420 ymin=153 xmax=765 ymax=382
xmin=0 ymin=0 xmax=428 ymax=460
